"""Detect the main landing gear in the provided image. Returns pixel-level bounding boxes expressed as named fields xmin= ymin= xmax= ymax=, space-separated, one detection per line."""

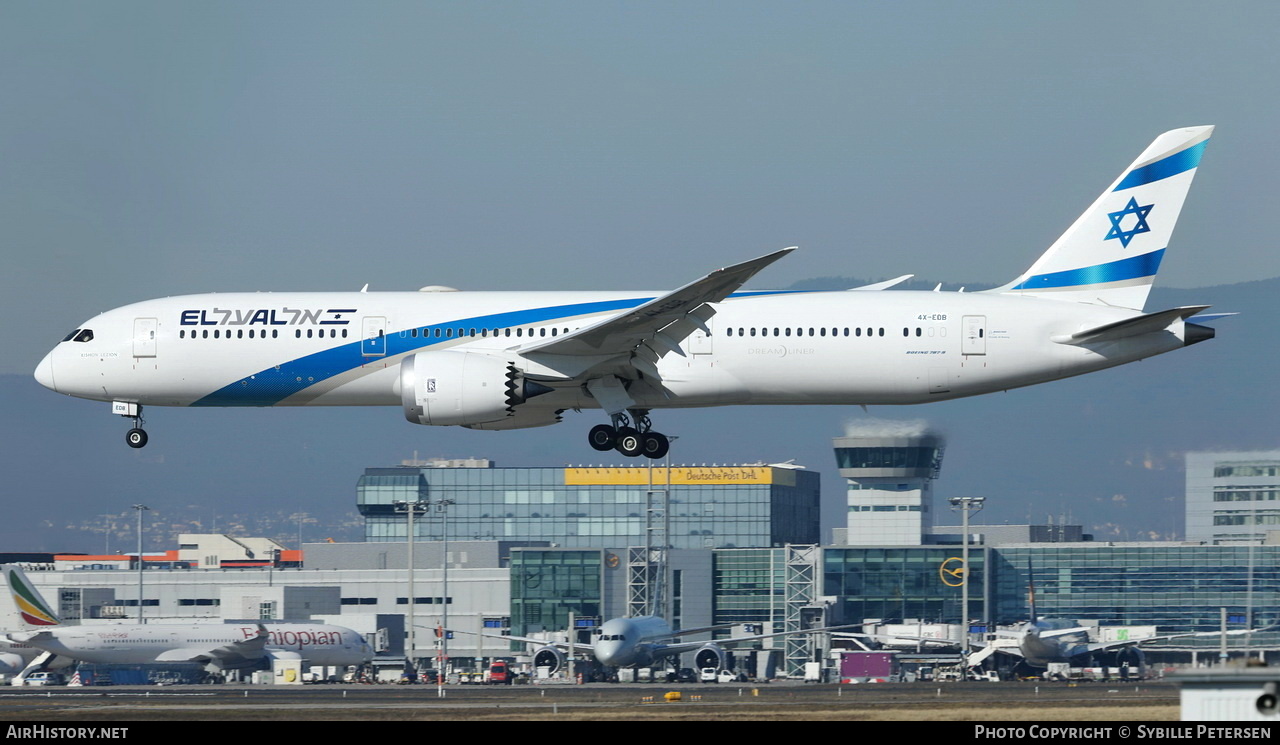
xmin=587 ymin=410 xmax=670 ymax=459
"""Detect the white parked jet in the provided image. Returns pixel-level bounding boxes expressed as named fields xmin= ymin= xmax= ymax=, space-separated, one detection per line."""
xmin=457 ymin=614 xmax=847 ymax=674
xmin=35 ymin=127 xmax=1219 ymax=456
xmin=1 ymin=566 xmax=372 ymax=677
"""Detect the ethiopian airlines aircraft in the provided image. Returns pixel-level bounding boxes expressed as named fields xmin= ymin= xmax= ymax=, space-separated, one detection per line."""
xmin=1 ymin=566 xmax=372 ymax=676
xmin=35 ymin=127 xmax=1219 ymax=457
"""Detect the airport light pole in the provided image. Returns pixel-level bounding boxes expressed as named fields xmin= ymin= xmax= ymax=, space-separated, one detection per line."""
xmin=132 ymin=504 xmax=149 ymax=625
xmin=948 ymin=497 xmax=985 ymax=641
xmin=435 ymin=498 xmax=455 ymax=698
xmin=394 ymin=500 xmax=429 ymax=675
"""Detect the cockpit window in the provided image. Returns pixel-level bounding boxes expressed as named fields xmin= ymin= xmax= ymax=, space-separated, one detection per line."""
xmin=72 ymin=329 xmax=94 ymax=343
xmin=62 ymin=329 xmax=81 ymax=342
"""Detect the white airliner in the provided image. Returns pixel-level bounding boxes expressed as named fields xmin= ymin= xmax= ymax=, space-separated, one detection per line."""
xmin=35 ymin=127 xmax=1220 ymax=456
xmin=1 ymin=566 xmax=372 ymax=678
xmin=459 ymin=614 xmax=848 ymax=674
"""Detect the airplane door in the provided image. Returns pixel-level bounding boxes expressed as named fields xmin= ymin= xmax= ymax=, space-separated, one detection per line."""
xmin=962 ymin=316 xmax=987 ymax=356
xmin=688 ymin=318 xmax=714 ymax=355
xmin=133 ymin=318 xmax=157 ymax=358
xmin=362 ymin=317 xmax=387 ymax=357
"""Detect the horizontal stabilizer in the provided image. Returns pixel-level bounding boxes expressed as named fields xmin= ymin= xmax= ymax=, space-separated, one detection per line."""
xmin=1053 ymin=306 xmax=1209 ymax=345
xmin=1188 ymin=312 xmax=1238 ymax=324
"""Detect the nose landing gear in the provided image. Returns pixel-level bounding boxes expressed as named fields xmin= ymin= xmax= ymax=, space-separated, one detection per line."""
xmin=114 ymin=402 xmax=148 ymax=448
xmin=586 ymin=410 xmax=669 ymax=459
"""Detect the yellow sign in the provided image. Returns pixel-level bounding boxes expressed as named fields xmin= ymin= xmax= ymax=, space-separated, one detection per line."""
xmin=939 ymin=557 xmax=966 ymax=587
xmin=564 ymin=467 xmax=791 ymax=486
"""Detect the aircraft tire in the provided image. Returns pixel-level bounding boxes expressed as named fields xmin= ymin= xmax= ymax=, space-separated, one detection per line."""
xmin=641 ymin=432 xmax=669 ymax=460
xmin=615 ymin=428 xmax=643 ymax=457
xmin=588 ymin=424 xmax=616 ymax=451
xmin=126 ymin=428 xmax=148 ymax=449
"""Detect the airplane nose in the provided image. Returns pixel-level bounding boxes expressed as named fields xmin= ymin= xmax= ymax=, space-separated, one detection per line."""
xmin=34 ymin=352 xmax=56 ymax=392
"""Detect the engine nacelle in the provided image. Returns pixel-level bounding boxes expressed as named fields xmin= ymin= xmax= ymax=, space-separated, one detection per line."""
xmin=694 ymin=643 xmax=726 ymax=671
xmin=0 ymin=653 xmax=25 ymax=675
xmin=400 ymin=352 xmax=535 ymax=427
xmin=533 ymin=646 xmax=567 ymax=674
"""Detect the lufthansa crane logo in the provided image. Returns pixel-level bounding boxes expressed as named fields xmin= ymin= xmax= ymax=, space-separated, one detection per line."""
xmin=939 ymin=557 xmax=966 ymax=587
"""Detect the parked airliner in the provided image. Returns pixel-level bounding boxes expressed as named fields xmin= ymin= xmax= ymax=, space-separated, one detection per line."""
xmin=35 ymin=127 xmax=1220 ymax=456
xmin=1 ymin=566 xmax=372 ymax=678
xmin=457 ymin=614 xmax=849 ymax=674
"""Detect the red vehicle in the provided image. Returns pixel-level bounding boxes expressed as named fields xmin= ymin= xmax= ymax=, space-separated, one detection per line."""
xmin=488 ymin=661 xmax=514 ymax=685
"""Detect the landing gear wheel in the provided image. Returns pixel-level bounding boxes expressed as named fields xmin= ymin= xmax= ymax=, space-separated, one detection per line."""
xmin=615 ymin=427 xmax=643 ymax=458
xmin=126 ymin=428 xmax=148 ymax=449
xmin=588 ymin=424 xmax=617 ymax=451
xmin=641 ymin=432 xmax=669 ymax=460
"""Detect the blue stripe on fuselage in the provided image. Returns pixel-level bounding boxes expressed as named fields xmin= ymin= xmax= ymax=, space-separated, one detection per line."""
xmin=191 ymin=297 xmax=657 ymax=406
xmin=190 ymin=291 xmax=805 ymax=407
xmin=1011 ymin=248 xmax=1164 ymax=291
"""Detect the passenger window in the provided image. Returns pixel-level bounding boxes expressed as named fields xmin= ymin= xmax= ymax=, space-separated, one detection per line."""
xmin=237 ymin=329 xmax=243 ymax=339
xmin=180 ymin=330 xmax=186 ymax=339
xmin=275 ymin=330 xmax=281 ymax=339
xmin=750 ymin=328 xmax=756 ymax=337
xmin=784 ymin=328 xmax=791 ymax=337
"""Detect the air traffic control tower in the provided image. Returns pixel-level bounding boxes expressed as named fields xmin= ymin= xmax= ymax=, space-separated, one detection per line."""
xmin=832 ymin=423 xmax=944 ymax=545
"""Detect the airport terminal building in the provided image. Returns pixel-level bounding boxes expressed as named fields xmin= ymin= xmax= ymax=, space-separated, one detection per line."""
xmin=13 ymin=445 xmax=1280 ymax=677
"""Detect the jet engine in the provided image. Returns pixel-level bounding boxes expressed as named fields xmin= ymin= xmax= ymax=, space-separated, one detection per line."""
xmin=399 ymin=352 xmax=551 ymax=427
xmin=533 ymin=646 xmax=567 ymax=674
xmin=693 ymin=643 xmax=727 ymax=671
xmin=0 ymin=653 xmax=25 ymax=675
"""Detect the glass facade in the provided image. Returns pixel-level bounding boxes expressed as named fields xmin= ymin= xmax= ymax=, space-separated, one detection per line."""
xmin=823 ymin=547 xmax=986 ymax=625
xmin=510 ymin=549 xmax=602 ymax=635
xmin=713 ymin=548 xmax=785 ymax=630
xmin=834 ymin=447 xmax=942 ymax=472
xmin=357 ymin=466 xmax=819 ymax=549
xmin=993 ymin=546 xmax=1280 ymax=637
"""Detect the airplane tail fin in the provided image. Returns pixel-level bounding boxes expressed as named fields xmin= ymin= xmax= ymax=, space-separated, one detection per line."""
xmin=1 ymin=565 xmax=62 ymax=630
xmin=988 ymin=126 xmax=1213 ymax=310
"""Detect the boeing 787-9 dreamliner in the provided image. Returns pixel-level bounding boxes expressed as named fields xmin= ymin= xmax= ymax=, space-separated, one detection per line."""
xmin=35 ymin=127 xmax=1221 ymax=456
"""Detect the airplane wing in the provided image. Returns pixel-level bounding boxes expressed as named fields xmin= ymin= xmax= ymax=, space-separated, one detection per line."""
xmin=849 ymin=274 xmax=913 ymax=291
xmin=1082 ymin=628 xmax=1262 ymax=655
xmin=516 ymin=248 xmax=795 ymax=385
xmin=655 ymin=623 xmax=860 ymax=657
xmin=443 ymin=627 xmax=594 ymax=655
xmin=156 ymin=624 xmax=270 ymax=667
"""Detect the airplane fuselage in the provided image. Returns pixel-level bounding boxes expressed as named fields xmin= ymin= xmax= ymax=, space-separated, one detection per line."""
xmin=10 ymin=623 xmax=371 ymax=669
xmin=35 ymin=289 xmax=1196 ymax=414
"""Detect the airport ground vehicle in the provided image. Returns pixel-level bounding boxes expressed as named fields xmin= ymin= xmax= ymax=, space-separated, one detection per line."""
xmin=22 ymin=672 xmax=65 ymax=686
xmin=488 ymin=661 xmax=514 ymax=684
